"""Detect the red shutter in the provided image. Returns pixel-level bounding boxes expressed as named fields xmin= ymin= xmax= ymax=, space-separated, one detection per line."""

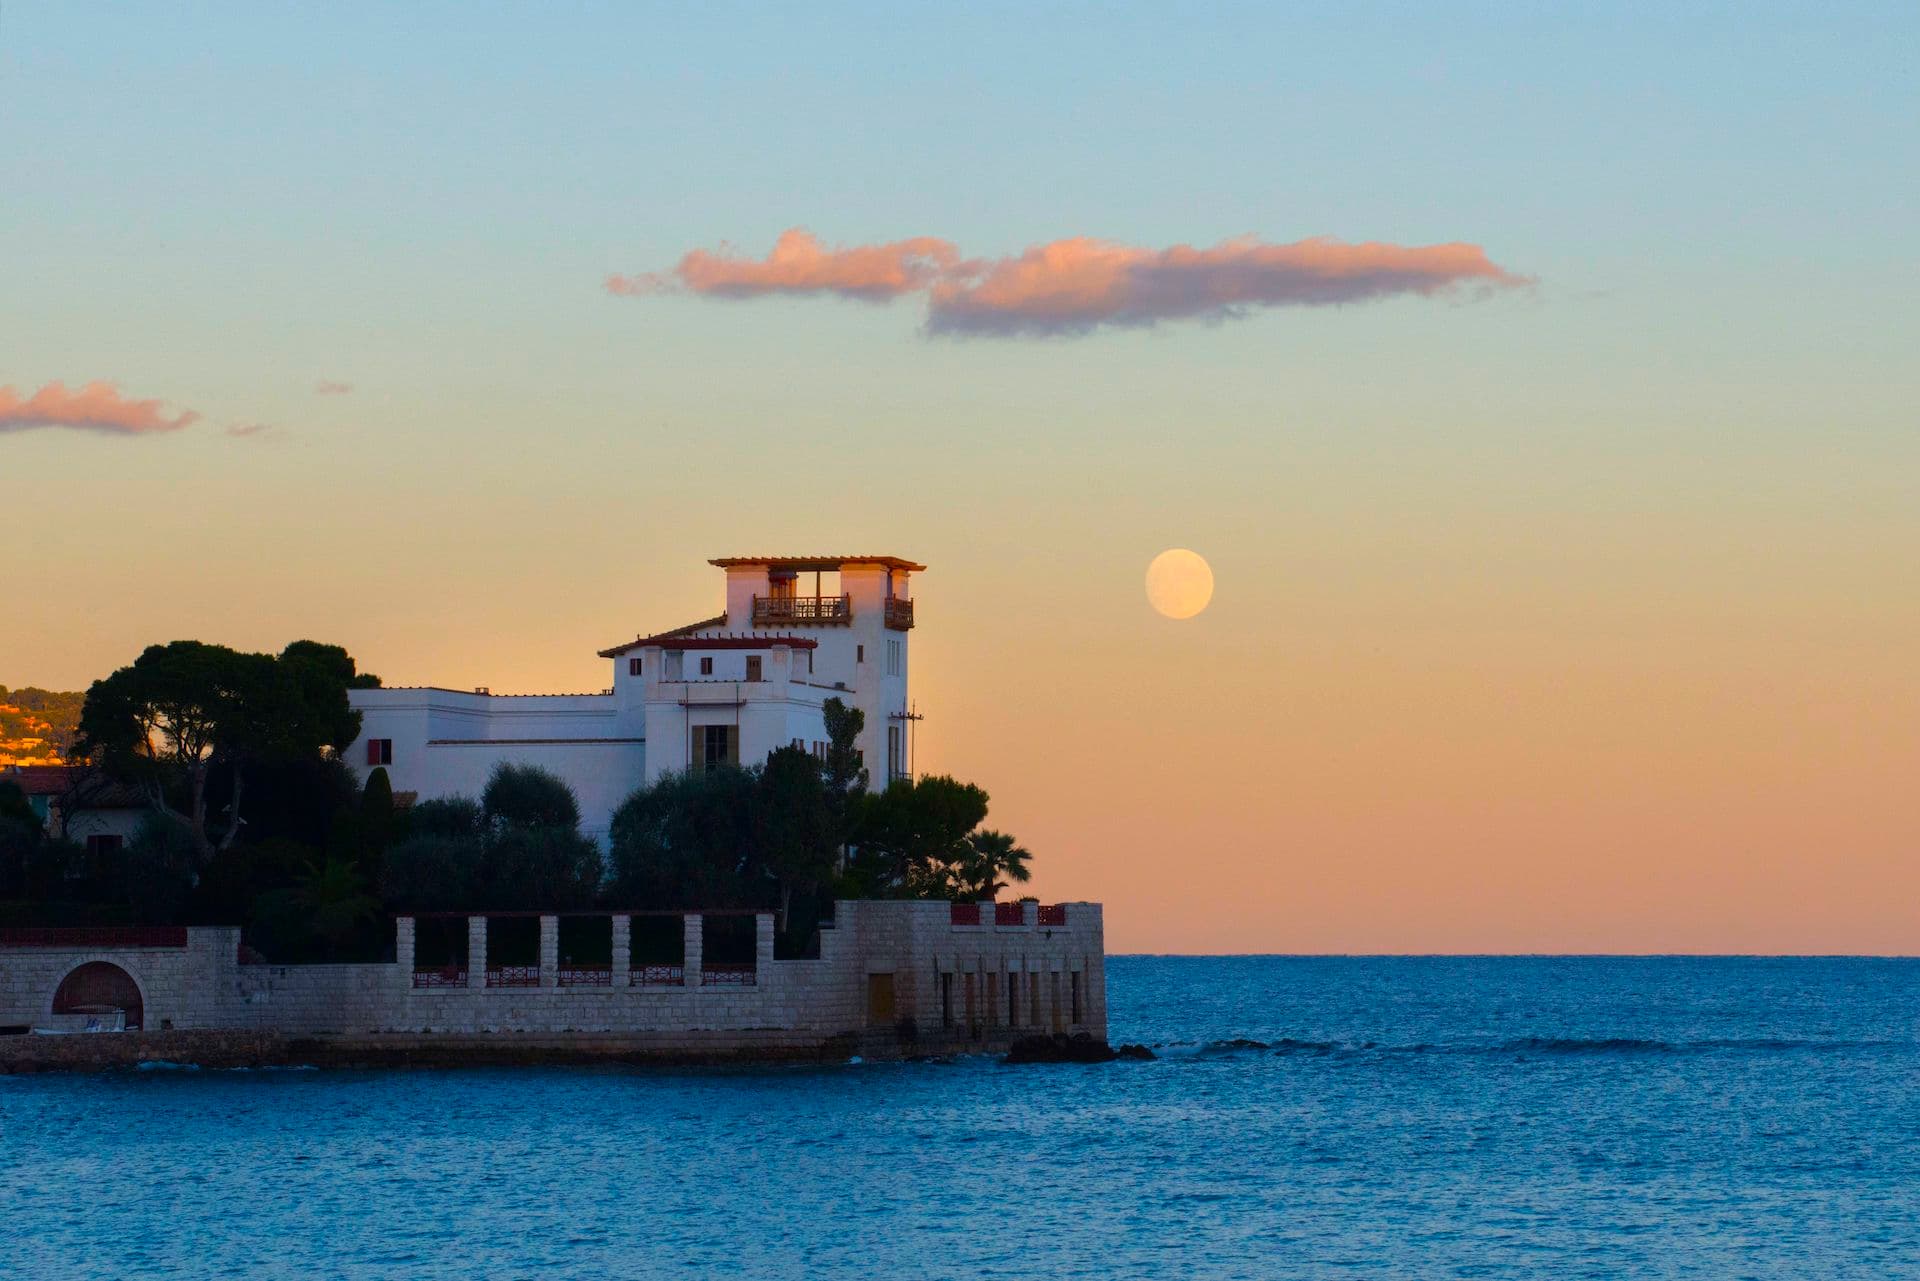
xmin=366 ymin=739 xmax=380 ymax=765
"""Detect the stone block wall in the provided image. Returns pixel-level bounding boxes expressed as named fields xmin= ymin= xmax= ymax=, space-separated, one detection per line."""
xmin=0 ymin=899 xmax=1105 ymax=1058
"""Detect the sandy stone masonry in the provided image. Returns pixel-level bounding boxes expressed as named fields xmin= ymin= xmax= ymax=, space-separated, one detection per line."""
xmin=0 ymin=900 xmax=1104 ymax=1063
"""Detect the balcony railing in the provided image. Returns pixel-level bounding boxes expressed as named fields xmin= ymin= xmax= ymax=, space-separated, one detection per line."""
xmin=632 ymin=964 xmax=685 ymax=987
xmin=412 ymin=966 xmax=468 ymax=989
xmin=753 ymin=594 xmax=850 ymax=626
xmin=884 ymin=596 xmax=914 ymax=630
xmin=486 ymin=965 xmax=541 ymax=988
xmin=995 ymin=902 xmax=1026 ymax=926
xmin=950 ymin=902 xmax=982 ymax=926
xmin=558 ymin=965 xmax=611 ymax=987
xmin=701 ymin=963 xmax=758 ymax=986
xmin=1037 ymin=904 xmax=1067 ymax=927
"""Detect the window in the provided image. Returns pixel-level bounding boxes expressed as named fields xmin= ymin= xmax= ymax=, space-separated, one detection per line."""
xmin=629 ymin=657 xmax=642 ymax=676
xmin=699 ymin=656 xmax=714 ymax=676
xmin=887 ymin=724 xmax=904 ymax=779
xmin=692 ymin=725 xmax=736 ymax=770
xmin=886 ymin=639 xmax=903 ymax=676
xmin=85 ymin=834 xmax=124 ymax=857
xmin=745 ymin=655 xmax=763 ymax=682
xmin=366 ymin=738 xmax=393 ymax=766
xmin=857 ymin=644 xmax=865 ymax=663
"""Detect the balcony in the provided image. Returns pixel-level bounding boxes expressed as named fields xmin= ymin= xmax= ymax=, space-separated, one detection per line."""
xmin=753 ymin=594 xmax=850 ymax=626
xmin=884 ymin=596 xmax=914 ymax=630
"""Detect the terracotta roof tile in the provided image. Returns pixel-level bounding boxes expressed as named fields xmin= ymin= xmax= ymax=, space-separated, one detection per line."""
xmin=708 ymin=555 xmax=926 ymax=572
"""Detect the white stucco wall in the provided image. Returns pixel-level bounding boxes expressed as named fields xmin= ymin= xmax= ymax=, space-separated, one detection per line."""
xmin=340 ymin=557 xmax=920 ymax=840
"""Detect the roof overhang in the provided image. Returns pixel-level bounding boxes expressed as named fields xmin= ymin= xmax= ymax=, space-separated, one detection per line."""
xmin=600 ymin=632 xmax=819 ymax=658
xmin=708 ymin=555 xmax=926 ymax=573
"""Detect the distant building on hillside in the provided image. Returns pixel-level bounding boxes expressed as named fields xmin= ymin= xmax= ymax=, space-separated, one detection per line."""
xmin=346 ymin=555 xmax=922 ymax=842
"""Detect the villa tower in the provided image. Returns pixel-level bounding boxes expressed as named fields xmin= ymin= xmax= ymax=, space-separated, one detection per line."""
xmin=345 ymin=555 xmax=922 ymax=842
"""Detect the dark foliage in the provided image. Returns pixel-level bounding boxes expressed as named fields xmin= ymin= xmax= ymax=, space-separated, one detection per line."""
xmin=75 ymin=639 xmax=374 ymax=861
xmin=483 ymin=763 xmax=582 ymax=834
xmin=607 ymin=765 xmax=761 ymax=908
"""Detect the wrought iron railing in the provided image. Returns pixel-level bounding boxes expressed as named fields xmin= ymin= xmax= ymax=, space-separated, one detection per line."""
xmin=1037 ymin=904 xmax=1067 ymax=927
xmin=412 ymin=966 xmax=468 ymax=989
xmin=558 ymin=965 xmax=611 ymax=987
xmin=631 ymin=964 xmax=685 ymax=987
xmin=995 ymin=902 xmax=1026 ymax=926
xmin=701 ymin=963 xmax=758 ymax=986
xmin=884 ymin=596 xmax=914 ymax=630
xmin=485 ymin=965 xmax=541 ymax=988
xmin=753 ymin=594 xmax=850 ymax=625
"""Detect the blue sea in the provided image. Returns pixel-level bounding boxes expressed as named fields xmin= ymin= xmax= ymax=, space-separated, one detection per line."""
xmin=4 ymin=956 xmax=1917 ymax=1279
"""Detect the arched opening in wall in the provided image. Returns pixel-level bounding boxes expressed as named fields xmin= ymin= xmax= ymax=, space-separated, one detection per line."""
xmin=52 ymin=962 xmax=144 ymax=1031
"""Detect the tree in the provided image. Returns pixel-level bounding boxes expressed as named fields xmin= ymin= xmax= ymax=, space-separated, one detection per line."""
xmin=819 ymin=696 xmax=869 ymax=865
xmin=820 ymin=697 xmax=868 ymax=799
xmin=383 ymin=834 xmax=480 ymax=912
xmin=607 ymin=766 xmax=759 ymax=907
xmin=403 ymin=796 xmax=484 ymax=843
xmin=478 ymin=825 xmax=603 ymax=911
xmin=75 ymin=640 xmax=370 ymax=864
xmin=845 ymin=774 xmax=991 ymax=899
xmin=0 ymin=778 xmax=36 ymax=827
xmin=752 ymin=745 xmax=841 ymax=944
xmin=253 ymin=853 xmax=380 ymax=962
xmin=952 ymin=829 xmax=1033 ymax=899
xmin=482 ymin=763 xmax=582 ymax=833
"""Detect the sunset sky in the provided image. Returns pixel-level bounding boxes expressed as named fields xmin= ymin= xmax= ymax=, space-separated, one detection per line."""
xmin=4 ymin=4 xmax=1915 ymax=952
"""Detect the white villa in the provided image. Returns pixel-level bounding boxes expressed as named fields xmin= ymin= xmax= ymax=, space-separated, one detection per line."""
xmin=345 ymin=555 xmax=922 ymax=841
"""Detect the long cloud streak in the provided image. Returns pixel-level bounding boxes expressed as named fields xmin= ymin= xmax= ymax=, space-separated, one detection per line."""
xmin=609 ymin=228 xmax=963 ymax=302
xmin=0 ymin=381 xmax=200 ymax=435
xmin=611 ymin=229 xmax=1526 ymax=337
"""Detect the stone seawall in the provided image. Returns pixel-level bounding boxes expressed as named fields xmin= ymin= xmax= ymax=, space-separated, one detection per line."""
xmin=0 ymin=899 xmax=1107 ymax=1071
xmin=0 ymin=1026 xmax=1040 ymax=1074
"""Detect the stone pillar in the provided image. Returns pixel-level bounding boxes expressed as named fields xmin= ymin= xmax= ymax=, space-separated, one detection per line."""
xmin=395 ymin=917 xmax=415 ymax=983
xmin=755 ymin=913 xmax=774 ymax=978
xmin=611 ymin=914 xmax=631 ymax=988
xmin=682 ymin=913 xmax=703 ymax=989
xmin=1022 ymin=900 xmax=1039 ymax=927
xmin=468 ymin=915 xmax=487 ymax=989
xmin=539 ymin=915 xmax=559 ymax=988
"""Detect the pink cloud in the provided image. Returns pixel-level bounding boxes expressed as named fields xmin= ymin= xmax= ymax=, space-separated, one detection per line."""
xmin=609 ymin=228 xmax=964 ymax=302
xmin=0 ymin=381 xmax=199 ymax=436
xmin=613 ymin=230 xmax=1527 ymax=337
xmin=315 ymin=379 xmax=353 ymax=396
xmin=926 ymin=235 xmax=1528 ymax=336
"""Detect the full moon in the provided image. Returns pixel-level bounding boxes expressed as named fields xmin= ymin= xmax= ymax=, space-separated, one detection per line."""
xmin=1145 ymin=548 xmax=1214 ymax=619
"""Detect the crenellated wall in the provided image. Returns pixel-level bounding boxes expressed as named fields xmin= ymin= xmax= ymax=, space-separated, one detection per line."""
xmin=0 ymin=900 xmax=1104 ymax=1061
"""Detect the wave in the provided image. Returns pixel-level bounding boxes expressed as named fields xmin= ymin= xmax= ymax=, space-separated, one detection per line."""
xmin=1144 ymin=1036 xmax=1906 ymax=1060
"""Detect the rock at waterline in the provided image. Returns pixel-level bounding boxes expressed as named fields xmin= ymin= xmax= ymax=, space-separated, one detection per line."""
xmin=1114 ymin=1043 xmax=1156 ymax=1060
xmin=1004 ymin=1033 xmax=1128 ymax=1064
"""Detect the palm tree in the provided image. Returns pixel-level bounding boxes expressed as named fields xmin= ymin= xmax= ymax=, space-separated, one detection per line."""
xmin=955 ymin=829 xmax=1032 ymax=899
xmin=294 ymin=855 xmax=380 ymax=959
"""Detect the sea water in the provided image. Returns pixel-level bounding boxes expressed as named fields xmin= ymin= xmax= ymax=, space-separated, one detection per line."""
xmin=2 ymin=956 xmax=1916 ymax=1279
